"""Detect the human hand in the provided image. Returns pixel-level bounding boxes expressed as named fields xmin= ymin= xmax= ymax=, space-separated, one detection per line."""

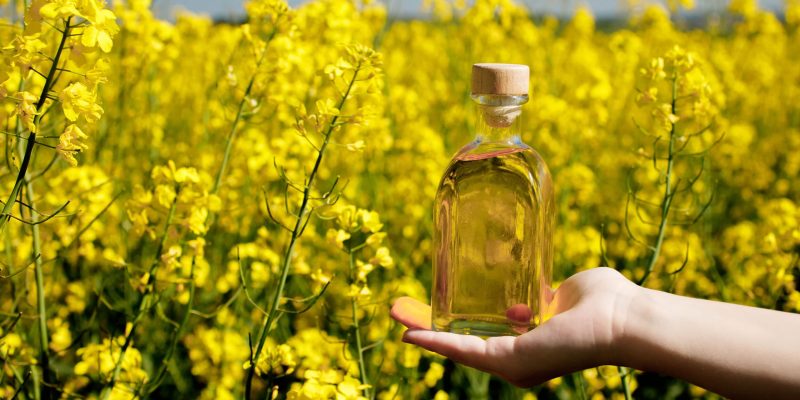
xmin=390 ymin=267 xmax=640 ymax=387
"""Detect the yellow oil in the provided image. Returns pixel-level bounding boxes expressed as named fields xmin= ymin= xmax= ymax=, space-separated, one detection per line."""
xmin=432 ymin=141 xmax=554 ymax=336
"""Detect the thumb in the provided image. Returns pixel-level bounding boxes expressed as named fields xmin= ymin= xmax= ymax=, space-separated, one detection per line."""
xmin=391 ymin=296 xmax=431 ymax=330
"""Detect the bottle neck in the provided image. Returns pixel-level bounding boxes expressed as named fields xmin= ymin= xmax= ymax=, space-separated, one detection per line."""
xmin=472 ymin=94 xmax=527 ymax=143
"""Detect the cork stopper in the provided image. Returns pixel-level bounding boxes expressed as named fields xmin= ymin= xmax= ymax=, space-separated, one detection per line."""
xmin=471 ymin=63 xmax=529 ymax=96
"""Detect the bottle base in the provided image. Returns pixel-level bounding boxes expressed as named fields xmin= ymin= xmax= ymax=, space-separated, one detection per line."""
xmin=433 ymin=318 xmax=530 ymax=337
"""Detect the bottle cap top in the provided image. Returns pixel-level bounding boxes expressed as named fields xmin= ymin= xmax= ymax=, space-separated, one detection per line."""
xmin=471 ymin=63 xmax=529 ymax=96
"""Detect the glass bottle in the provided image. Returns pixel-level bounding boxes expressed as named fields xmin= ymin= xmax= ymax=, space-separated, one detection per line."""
xmin=432 ymin=63 xmax=555 ymax=336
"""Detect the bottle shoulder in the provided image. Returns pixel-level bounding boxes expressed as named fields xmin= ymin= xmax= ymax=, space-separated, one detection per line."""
xmin=436 ymin=139 xmax=553 ymax=196
xmin=445 ymin=138 xmax=551 ymax=174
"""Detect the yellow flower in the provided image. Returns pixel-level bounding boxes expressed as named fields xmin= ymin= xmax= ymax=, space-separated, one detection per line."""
xmin=102 ymin=248 xmax=128 ymax=268
xmin=365 ymin=232 xmax=385 ymax=247
xmin=327 ymin=228 xmax=351 ymax=248
xmin=59 ymin=82 xmax=103 ymax=122
xmin=161 ymin=245 xmax=183 ymax=269
xmin=729 ymin=0 xmax=758 ymax=17
xmin=788 ymin=0 xmax=800 ymax=26
xmin=245 ymin=340 xmax=297 ymax=376
xmin=433 ymin=390 xmax=450 ymax=400
xmin=57 ymin=124 xmax=89 ymax=166
xmin=636 ymin=87 xmax=658 ymax=105
xmin=400 ymin=345 xmax=421 ymax=369
xmin=49 ymin=318 xmax=73 ymax=352
xmin=311 ymin=268 xmax=332 ymax=284
xmin=345 ymin=140 xmax=366 ymax=152
xmin=305 ymin=369 xmax=343 ymax=384
xmin=324 ymin=61 xmax=347 ymax=80
xmin=188 ymin=207 xmax=210 ymax=234
xmin=357 ymin=210 xmax=383 ymax=233
xmin=336 ymin=375 xmax=369 ymax=400
xmin=14 ymin=91 xmax=39 ymax=132
xmin=174 ymin=166 xmax=200 ymax=184
xmin=5 ymin=34 xmax=47 ymax=73
xmin=39 ymin=0 xmax=82 ymax=20
xmin=154 ymin=184 xmax=177 ymax=208
xmin=335 ymin=205 xmax=357 ymax=231
xmin=355 ymin=260 xmax=374 ymax=281
xmin=369 ymin=247 xmax=393 ymax=268
xmin=641 ymin=57 xmax=666 ymax=81
xmin=74 ymin=337 xmax=148 ymax=390
xmin=80 ymin=0 xmax=119 ymax=52
xmin=423 ymin=363 xmax=445 ymax=387
xmin=84 ymin=58 xmax=111 ymax=88
xmin=245 ymin=0 xmax=291 ymax=22
xmin=569 ymin=6 xmax=595 ymax=37
xmin=0 ymin=332 xmax=23 ymax=356
xmin=316 ymin=98 xmax=341 ymax=116
xmin=66 ymin=282 xmax=88 ymax=312
xmin=652 ymin=103 xmax=680 ymax=132
xmin=665 ymin=45 xmax=696 ymax=73
xmin=347 ymin=283 xmax=371 ymax=298
xmin=287 ymin=378 xmax=337 ymax=400
xmin=343 ymin=43 xmax=383 ymax=68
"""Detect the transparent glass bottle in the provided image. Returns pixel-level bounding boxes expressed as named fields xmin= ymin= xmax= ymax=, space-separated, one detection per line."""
xmin=432 ymin=64 xmax=555 ymax=336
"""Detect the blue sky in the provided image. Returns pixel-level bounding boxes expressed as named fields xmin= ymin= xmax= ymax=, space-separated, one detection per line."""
xmin=153 ymin=0 xmax=786 ymax=20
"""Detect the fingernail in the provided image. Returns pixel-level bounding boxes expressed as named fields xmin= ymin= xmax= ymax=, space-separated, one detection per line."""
xmin=402 ymin=329 xmax=419 ymax=343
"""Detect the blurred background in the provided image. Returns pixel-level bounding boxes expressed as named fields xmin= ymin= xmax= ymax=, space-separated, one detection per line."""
xmin=2 ymin=0 xmax=798 ymax=399
xmin=159 ymin=0 xmax=787 ymax=20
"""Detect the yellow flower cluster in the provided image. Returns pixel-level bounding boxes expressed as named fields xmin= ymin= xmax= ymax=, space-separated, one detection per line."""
xmin=72 ymin=334 xmax=148 ymax=398
xmin=1 ymin=0 xmax=799 ymax=398
xmin=2 ymin=0 xmax=116 ymax=167
xmin=184 ymin=324 xmax=250 ymax=400
xmin=128 ymin=160 xmax=220 ymax=239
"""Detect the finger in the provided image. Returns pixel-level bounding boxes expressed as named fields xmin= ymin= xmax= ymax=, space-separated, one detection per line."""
xmin=390 ymin=297 xmax=431 ymax=330
xmin=402 ymin=329 xmax=517 ymax=375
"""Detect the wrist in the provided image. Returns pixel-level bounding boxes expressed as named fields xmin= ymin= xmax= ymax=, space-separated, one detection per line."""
xmin=609 ymin=283 xmax=661 ymax=368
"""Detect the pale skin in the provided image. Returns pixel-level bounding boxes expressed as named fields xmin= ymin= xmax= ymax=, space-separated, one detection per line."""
xmin=390 ymin=267 xmax=800 ymax=399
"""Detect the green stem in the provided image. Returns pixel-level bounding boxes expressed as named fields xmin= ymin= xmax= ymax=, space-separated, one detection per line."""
xmin=618 ymin=366 xmax=632 ymax=399
xmin=575 ymin=371 xmax=587 ymax=400
xmin=212 ymin=28 xmax=277 ymax=195
xmin=349 ymin=250 xmax=370 ymax=398
xmin=100 ymin=192 xmax=179 ymax=400
xmin=0 ymin=17 xmax=71 ymax=232
xmin=207 ymin=28 xmax=278 ymax=232
xmin=244 ymin=65 xmax=361 ymax=399
xmin=24 ymin=173 xmax=53 ymax=400
xmin=212 ymin=65 xmax=257 ymax=195
xmin=637 ymin=75 xmax=678 ymax=287
xmin=9 ymin=369 xmax=31 ymax=399
xmin=145 ymin=257 xmax=196 ymax=395
xmin=624 ymin=75 xmax=680 ymax=399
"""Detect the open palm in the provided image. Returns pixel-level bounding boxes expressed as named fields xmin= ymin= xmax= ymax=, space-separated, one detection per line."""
xmin=390 ymin=267 xmax=638 ymax=387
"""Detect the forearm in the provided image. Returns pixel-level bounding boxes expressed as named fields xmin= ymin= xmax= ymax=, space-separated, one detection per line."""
xmin=618 ymin=287 xmax=800 ymax=399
